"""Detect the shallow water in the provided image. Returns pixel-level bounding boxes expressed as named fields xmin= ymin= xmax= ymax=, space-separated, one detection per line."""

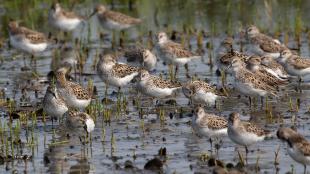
xmin=1 ymin=0 xmax=310 ymax=174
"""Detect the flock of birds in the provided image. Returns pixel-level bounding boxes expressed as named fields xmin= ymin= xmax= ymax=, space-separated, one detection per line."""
xmin=5 ymin=2 xmax=310 ymax=173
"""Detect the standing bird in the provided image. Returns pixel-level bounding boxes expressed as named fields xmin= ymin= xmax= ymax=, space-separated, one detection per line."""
xmin=8 ymin=20 xmax=48 ymax=64
xmin=278 ymin=49 xmax=310 ymax=82
xmin=136 ymin=69 xmax=182 ymax=98
xmin=55 ymin=65 xmax=91 ymax=109
xmin=228 ymin=112 xmax=270 ymax=162
xmin=42 ymin=85 xmax=68 ymax=121
xmin=123 ymin=47 xmax=157 ymax=71
xmin=246 ymin=56 xmax=288 ymax=86
xmin=63 ymin=110 xmax=95 ymax=141
xmin=97 ymin=54 xmax=139 ymax=89
xmin=260 ymin=55 xmax=289 ymax=80
xmin=277 ymin=127 xmax=310 ymax=174
xmin=48 ymin=3 xmax=85 ymax=32
xmin=182 ymin=80 xmax=224 ymax=106
xmin=245 ymin=25 xmax=286 ymax=58
xmin=89 ymin=4 xmax=141 ymax=31
xmin=192 ymin=107 xmax=227 ymax=152
xmin=156 ymin=32 xmax=201 ymax=76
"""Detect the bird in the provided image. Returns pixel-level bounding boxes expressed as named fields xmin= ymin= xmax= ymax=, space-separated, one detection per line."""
xmin=228 ymin=57 xmax=277 ymax=98
xmin=228 ymin=112 xmax=270 ymax=162
xmin=216 ymin=37 xmax=249 ymax=74
xmin=136 ymin=69 xmax=182 ymax=98
xmin=42 ymin=85 xmax=68 ymax=121
xmin=55 ymin=65 xmax=91 ymax=109
xmin=277 ymin=127 xmax=310 ymax=174
xmin=156 ymin=32 xmax=201 ymax=66
xmin=63 ymin=110 xmax=95 ymax=138
xmin=8 ymin=20 xmax=48 ymax=55
xmin=182 ymin=80 xmax=224 ymax=106
xmin=246 ymin=55 xmax=288 ymax=86
xmin=260 ymin=55 xmax=289 ymax=80
xmin=245 ymin=25 xmax=287 ymax=58
xmin=277 ymin=49 xmax=310 ymax=82
xmin=123 ymin=47 xmax=157 ymax=71
xmin=192 ymin=106 xmax=227 ymax=152
xmin=97 ymin=54 xmax=139 ymax=89
xmin=89 ymin=4 xmax=141 ymax=31
xmin=48 ymin=3 xmax=85 ymax=32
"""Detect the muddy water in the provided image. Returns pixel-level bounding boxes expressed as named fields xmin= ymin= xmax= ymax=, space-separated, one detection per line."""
xmin=1 ymin=0 xmax=310 ymax=174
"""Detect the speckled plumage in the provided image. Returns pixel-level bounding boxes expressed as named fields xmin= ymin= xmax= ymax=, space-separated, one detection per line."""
xmin=97 ymin=54 xmax=139 ymax=88
xmin=228 ymin=112 xmax=269 ymax=147
xmin=124 ymin=47 xmax=157 ymax=71
xmin=157 ymin=32 xmax=200 ymax=65
xmin=277 ymin=127 xmax=310 ymax=171
xmin=245 ymin=25 xmax=286 ymax=58
xmin=91 ymin=5 xmax=141 ymax=30
xmin=192 ymin=107 xmax=227 ymax=138
xmin=64 ymin=110 xmax=95 ymax=133
xmin=182 ymin=80 xmax=222 ymax=106
xmin=43 ymin=85 xmax=68 ymax=119
xmin=8 ymin=21 xmax=47 ymax=54
xmin=137 ymin=69 xmax=181 ymax=98
xmin=56 ymin=66 xmax=91 ymax=109
xmin=261 ymin=55 xmax=288 ymax=79
xmin=230 ymin=58 xmax=277 ymax=97
xmin=48 ymin=3 xmax=85 ymax=31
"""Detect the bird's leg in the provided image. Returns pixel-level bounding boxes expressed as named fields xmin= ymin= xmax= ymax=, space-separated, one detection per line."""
xmin=209 ymin=138 xmax=213 ymax=153
xmin=174 ymin=65 xmax=179 ymax=81
xmin=245 ymin=146 xmax=249 ymax=164
xmin=184 ymin=63 xmax=190 ymax=78
xmin=304 ymin=165 xmax=306 ymax=174
xmin=248 ymin=96 xmax=252 ymax=108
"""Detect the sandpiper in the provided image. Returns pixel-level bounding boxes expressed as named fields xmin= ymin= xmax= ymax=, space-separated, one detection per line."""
xmin=278 ymin=49 xmax=310 ymax=81
xmin=136 ymin=69 xmax=182 ymax=98
xmin=43 ymin=85 xmax=68 ymax=120
xmin=89 ymin=4 xmax=141 ymax=30
xmin=229 ymin=58 xmax=277 ymax=97
xmin=8 ymin=20 xmax=48 ymax=55
xmin=246 ymin=56 xmax=288 ymax=86
xmin=228 ymin=112 xmax=270 ymax=161
xmin=245 ymin=25 xmax=286 ymax=58
xmin=192 ymin=107 xmax=227 ymax=151
xmin=48 ymin=3 xmax=85 ymax=31
xmin=182 ymin=80 xmax=224 ymax=106
xmin=260 ymin=55 xmax=289 ymax=80
xmin=277 ymin=127 xmax=310 ymax=174
xmin=64 ymin=110 xmax=95 ymax=135
xmin=156 ymin=32 xmax=201 ymax=66
xmin=97 ymin=54 xmax=139 ymax=88
xmin=124 ymin=47 xmax=157 ymax=71
xmin=55 ymin=65 xmax=91 ymax=109
xmin=216 ymin=37 xmax=249 ymax=74
xmin=51 ymin=45 xmax=78 ymax=71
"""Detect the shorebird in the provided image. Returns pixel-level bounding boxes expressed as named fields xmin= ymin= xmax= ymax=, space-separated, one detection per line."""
xmin=51 ymin=45 xmax=78 ymax=71
xmin=156 ymin=32 xmax=200 ymax=66
xmin=123 ymin=47 xmax=157 ymax=71
xmin=216 ymin=37 xmax=249 ymax=74
xmin=277 ymin=127 xmax=310 ymax=174
xmin=48 ymin=3 xmax=85 ymax=32
xmin=8 ymin=20 xmax=48 ymax=55
xmin=228 ymin=112 xmax=270 ymax=161
xmin=182 ymin=80 xmax=224 ymax=106
xmin=192 ymin=107 xmax=227 ymax=152
xmin=260 ymin=55 xmax=289 ymax=80
xmin=136 ymin=69 xmax=182 ymax=98
xmin=89 ymin=4 xmax=141 ymax=31
xmin=63 ymin=110 xmax=95 ymax=138
xmin=246 ymin=55 xmax=288 ymax=86
xmin=55 ymin=65 xmax=91 ymax=109
xmin=42 ymin=85 xmax=68 ymax=121
xmin=278 ymin=49 xmax=310 ymax=82
xmin=229 ymin=57 xmax=277 ymax=97
xmin=97 ymin=54 xmax=139 ymax=89
xmin=245 ymin=25 xmax=286 ymax=58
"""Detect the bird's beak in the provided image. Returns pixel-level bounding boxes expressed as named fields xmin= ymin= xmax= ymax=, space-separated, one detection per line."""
xmin=88 ymin=10 xmax=96 ymax=20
